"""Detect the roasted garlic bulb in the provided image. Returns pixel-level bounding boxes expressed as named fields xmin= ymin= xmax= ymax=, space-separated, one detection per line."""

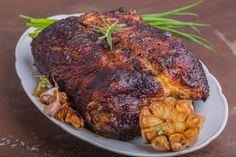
xmin=34 ymin=76 xmax=84 ymax=130
xmin=140 ymin=98 xmax=205 ymax=152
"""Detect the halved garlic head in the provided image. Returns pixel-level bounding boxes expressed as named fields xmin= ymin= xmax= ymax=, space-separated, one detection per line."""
xmin=139 ymin=97 xmax=205 ymax=152
xmin=34 ymin=79 xmax=84 ymax=130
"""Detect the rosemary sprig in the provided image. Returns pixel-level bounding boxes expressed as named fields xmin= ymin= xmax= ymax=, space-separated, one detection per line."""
xmin=93 ymin=17 xmax=127 ymax=49
xmin=19 ymin=0 xmax=215 ymax=52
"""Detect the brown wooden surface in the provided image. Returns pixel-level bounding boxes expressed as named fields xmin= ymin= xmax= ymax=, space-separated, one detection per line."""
xmin=0 ymin=0 xmax=236 ymax=156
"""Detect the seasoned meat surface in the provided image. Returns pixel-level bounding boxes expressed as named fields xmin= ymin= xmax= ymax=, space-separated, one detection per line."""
xmin=31 ymin=8 xmax=209 ymax=140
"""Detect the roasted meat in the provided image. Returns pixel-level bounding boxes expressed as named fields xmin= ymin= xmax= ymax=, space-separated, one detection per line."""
xmin=31 ymin=8 xmax=209 ymax=140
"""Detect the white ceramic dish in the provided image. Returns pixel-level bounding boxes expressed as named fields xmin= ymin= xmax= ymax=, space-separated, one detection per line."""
xmin=15 ymin=14 xmax=228 ymax=157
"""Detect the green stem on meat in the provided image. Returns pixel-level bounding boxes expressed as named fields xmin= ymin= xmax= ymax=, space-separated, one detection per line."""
xmin=19 ymin=0 xmax=215 ymax=52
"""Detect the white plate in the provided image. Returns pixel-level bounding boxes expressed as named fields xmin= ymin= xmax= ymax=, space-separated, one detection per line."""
xmin=15 ymin=14 xmax=228 ymax=157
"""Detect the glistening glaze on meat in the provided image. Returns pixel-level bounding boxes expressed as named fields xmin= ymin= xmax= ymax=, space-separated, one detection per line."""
xmin=31 ymin=8 xmax=209 ymax=140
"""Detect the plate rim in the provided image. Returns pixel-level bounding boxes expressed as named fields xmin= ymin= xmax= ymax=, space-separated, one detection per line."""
xmin=15 ymin=14 xmax=229 ymax=157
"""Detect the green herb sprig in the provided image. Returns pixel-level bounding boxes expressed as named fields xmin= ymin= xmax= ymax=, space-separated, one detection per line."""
xmin=19 ymin=15 xmax=57 ymax=38
xmin=19 ymin=0 xmax=215 ymax=52
xmin=156 ymin=127 xmax=165 ymax=136
xmin=93 ymin=17 xmax=127 ymax=50
xmin=141 ymin=0 xmax=215 ymax=52
xmin=93 ymin=17 xmax=127 ymax=49
xmin=37 ymin=75 xmax=50 ymax=90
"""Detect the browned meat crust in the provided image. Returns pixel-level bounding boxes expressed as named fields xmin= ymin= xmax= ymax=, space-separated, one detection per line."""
xmin=31 ymin=7 xmax=209 ymax=140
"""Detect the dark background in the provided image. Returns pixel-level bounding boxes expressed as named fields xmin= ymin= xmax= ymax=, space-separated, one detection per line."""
xmin=0 ymin=0 xmax=236 ymax=156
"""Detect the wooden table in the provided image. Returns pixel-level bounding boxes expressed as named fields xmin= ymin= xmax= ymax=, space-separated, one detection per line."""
xmin=0 ymin=0 xmax=235 ymax=156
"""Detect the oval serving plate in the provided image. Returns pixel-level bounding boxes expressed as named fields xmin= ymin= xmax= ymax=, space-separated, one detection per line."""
xmin=15 ymin=14 xmax=228 ymax=157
